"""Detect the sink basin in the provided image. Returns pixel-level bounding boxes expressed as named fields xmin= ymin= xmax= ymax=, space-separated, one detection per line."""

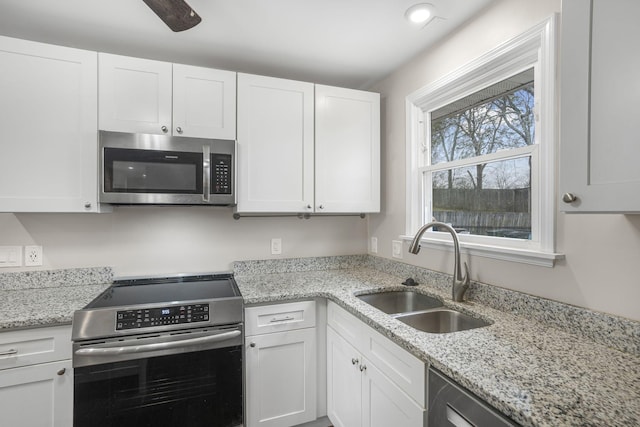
xmin=396 ymin=309 xmax=490 ymax=333
xmin=356 ymin=291 xmax=443 ymax=315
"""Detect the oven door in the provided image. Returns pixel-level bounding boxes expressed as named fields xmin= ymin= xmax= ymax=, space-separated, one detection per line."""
xmin=73 ymin=326 xmax=243 ymax=427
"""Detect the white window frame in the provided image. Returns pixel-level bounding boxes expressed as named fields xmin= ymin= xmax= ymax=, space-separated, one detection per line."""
xmin=403 ymin=16 xmax=563 ymax=267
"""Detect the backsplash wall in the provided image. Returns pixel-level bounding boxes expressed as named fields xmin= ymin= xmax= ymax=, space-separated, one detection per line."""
xmin=0 ymin=207 xmax=367 ymax=276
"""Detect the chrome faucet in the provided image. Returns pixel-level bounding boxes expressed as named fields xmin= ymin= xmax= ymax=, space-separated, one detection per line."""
xmin=408 ymin=221 xmax=470 ymax=302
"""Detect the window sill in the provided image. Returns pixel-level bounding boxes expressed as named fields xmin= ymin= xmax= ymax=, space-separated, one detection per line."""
xmin=399 ymin=235 xmax=564 ymax=268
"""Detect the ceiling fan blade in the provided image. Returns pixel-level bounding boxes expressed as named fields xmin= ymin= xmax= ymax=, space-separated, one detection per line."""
xmin=142 ymin=0 xmax=202 ymax=32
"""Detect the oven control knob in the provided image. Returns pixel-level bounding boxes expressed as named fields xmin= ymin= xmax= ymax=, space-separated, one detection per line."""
xmin=249 ymin=342 xmax=256 ymax=348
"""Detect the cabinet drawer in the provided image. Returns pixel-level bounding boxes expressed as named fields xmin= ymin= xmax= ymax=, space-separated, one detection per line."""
xmin=0 ymin=325 xmax=72 ymax=370
xmin=246 ymin=301 xmax=316 ymax=336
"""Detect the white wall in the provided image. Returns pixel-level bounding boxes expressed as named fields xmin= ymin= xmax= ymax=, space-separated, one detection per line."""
xmin=0 ymin=209 xmax=367 ymax=276
xmin=367 ymin=0 xmax=640 ymax=322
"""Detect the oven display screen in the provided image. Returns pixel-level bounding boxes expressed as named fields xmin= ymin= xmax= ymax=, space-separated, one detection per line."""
xmin=116 ymin=304 xmax=209 ymax=330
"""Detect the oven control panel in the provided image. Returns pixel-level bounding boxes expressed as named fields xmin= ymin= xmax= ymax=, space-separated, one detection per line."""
xmin=116 ymin=304 xmax=209 ymax=330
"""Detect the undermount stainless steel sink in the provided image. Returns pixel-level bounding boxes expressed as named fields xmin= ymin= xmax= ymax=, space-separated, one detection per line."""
xmin=395 ymin=309 xmax=491 ymax=334
xmin=356 ymin=291 xmax=443 ymax=315
xmin=356 ymin=290 xmax=490 ymax=333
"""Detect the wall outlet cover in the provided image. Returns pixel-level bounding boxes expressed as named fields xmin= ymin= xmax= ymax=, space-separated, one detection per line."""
xmin=392 ymin=240 xmax=403 ymax=259
xmin=24 ymin=245 xmax=43 ymax=266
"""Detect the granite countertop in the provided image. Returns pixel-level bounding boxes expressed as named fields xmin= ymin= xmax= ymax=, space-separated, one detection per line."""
xmin=0 ymin=267 xmax=112 ymax=330
xmin=1 ymin=260 xmax=637 ymax=426
xmin=235 ymin=266 xmax=640 ymax=427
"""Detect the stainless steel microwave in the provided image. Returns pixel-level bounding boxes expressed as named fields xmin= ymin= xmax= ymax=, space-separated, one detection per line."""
xmin=99 ymin=130 xmax=236 ymax=206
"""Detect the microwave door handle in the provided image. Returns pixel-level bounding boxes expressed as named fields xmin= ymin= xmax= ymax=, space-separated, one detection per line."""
xmin=203 ymin=145 xmax=210 ymax=202
xmin=74 ymin=330 xmax=241 ymax=357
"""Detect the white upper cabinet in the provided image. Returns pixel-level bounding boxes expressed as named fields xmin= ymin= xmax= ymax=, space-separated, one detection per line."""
xmin=560 ymin=0 xmax=640 ymax=213
xmin=236 ymin=74 xmax=380 ymax=214
xmin=0 ymin=36 xmax=99 ymax=213
xmin=172 ymin=63 xmax=236 ymax=139
xmin=315 ymin=85 xmax=380 ymax=213
xmin=99 ymin=53 xmax=236 ymax=139
xmin=237 ymin=73 xmax=315 ymax=213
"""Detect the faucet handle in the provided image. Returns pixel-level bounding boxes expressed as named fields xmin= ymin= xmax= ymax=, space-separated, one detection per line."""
xmin=461 ymin=262 xmax=470 ymax=284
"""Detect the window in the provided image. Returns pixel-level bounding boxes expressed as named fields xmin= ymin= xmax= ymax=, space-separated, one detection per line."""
xmin=405 ymin=17 xmax=561 ymax=266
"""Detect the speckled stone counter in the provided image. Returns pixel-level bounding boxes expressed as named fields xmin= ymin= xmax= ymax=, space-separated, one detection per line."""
xmin=234 ymin=257 xmax=640 ymax=427
xmin=0 ymin=267 xmax=112 ymax=329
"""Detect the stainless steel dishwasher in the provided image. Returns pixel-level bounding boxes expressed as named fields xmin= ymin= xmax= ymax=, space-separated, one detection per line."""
xmin=428 ymin=368 xmax=519 ymax=427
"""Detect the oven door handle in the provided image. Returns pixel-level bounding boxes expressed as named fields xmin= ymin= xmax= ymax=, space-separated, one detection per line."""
xmin=74 ymin=330 xmax=241 ymax=357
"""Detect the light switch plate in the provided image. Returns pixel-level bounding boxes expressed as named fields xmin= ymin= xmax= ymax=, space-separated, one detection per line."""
xmin=392 ymin=240 xmax=403 ymax=259
xmin=370 ymin=237 xmax=378 ymax=253
xmin=0 ymin=246 xmax=22 ymax=267
xmin=271 ymin=238 xmax=282 ymax=255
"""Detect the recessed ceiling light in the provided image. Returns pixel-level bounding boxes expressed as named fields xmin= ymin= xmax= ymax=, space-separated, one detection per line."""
xmin=405 ymin=3 xmax=433 ymax=24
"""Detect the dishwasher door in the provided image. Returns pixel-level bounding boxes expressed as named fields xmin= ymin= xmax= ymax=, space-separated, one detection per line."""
xmin=428 ymin=368 xmax=519 ymax=427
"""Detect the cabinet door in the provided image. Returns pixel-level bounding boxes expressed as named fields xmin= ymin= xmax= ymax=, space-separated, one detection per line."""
xmin=99 ymin=53 xmax=172 ymax=135
xmin=246 ymin=328 xmax=316 ymax=427
xmin=560 ymin=0 xmax=640 ymax=213
xmin=0 ymin=36 xmax=99 ymax=212
xmin=173 ymin=64 xmax=236 ymax=139
xmin=362 ymin=362 xmax=424 ymax=427
xmin=0 ymin=360 xmax=72 ymax=427
xmin=237 ymin=73 xmax=315 ymax=213
xmin=315 ymin=85 xmax=380 ymax=213
xmin=327 ymin=326 xmax=363 ymax=427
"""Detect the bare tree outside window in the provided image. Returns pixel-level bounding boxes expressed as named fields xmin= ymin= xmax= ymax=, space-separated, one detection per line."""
xmin=428 ymin=69 xmax=535 ymax=239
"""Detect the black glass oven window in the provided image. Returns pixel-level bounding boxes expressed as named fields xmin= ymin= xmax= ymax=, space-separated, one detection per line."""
xmin=74 ymin=346 xmax=243 ymax=427
xmin=104 ymin=148 xmax=203 ymax=194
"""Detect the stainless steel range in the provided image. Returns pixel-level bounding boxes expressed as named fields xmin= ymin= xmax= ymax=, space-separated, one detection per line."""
xmin=71 ymin=273 xmax=244 ymax=427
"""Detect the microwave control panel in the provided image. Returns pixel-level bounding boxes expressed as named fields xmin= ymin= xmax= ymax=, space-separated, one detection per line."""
xmin=116 ymin=304 xmax=209 ymax=330
xmin=211 ymin=154 xmax=232 ymax=195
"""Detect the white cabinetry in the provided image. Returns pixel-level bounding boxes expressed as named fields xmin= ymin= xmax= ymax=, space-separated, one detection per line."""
xmin=99 ymin=53 xmax=236 ymax=139
xmin=245 ymin=301 xmax=317 ymax=427
xmin=236 ymin=74 xmax=380 ymax=214
xmin=0 ymin=36 xmax=99 ymax=212
xmin=237 ymin=73 xmax=315 ymax=213
xmin=0 ymin=325 xmax=73 ymax=427
xmin=315 ymin=85 xmax=380 ymax=213
xmin=560 ymin=0 xmax=640 ymax=213
xmin=326 ymin=302 xmax=425 ymax=427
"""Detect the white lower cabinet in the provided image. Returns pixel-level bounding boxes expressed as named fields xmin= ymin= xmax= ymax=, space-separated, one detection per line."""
xmin=0 ymin=326 xmax=73 ymax=427
xmin=327 ymin=302 xmax=425 ymax=427
xmin=245 ymin=301 xmax=317 ymax=427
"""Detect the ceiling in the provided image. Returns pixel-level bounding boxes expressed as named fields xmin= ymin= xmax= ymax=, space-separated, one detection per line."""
xmin=0 ymin=0 xmax=495 ymax=89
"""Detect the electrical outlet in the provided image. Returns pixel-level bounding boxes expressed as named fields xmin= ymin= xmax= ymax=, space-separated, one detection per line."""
xmin=392 ymin=240 xmax=403 ymax=259
xmin=370 ymin=237 xmax=378 ymax=253
xmin=24 ymin=245 xmax=43 ymax=266
xmin=271 ymin=238 xmax=282 ymax=255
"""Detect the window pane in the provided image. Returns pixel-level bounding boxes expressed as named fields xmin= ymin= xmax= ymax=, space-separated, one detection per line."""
xmin=430 ymin=69 xmax=535 ymax=165
xmin=431 ymin=157 xmax=531 ymax=239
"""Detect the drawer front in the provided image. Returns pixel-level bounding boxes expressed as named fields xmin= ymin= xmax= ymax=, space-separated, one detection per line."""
xmin=246 ymin=301 xmax=316 ymax=336
xmin=327 ymin=301 xmax=364 ymax=356
xmin=0 ymin=325 xmax=72 ymax=370
xmin=362 ymin=324 xmax=425 ymax=406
